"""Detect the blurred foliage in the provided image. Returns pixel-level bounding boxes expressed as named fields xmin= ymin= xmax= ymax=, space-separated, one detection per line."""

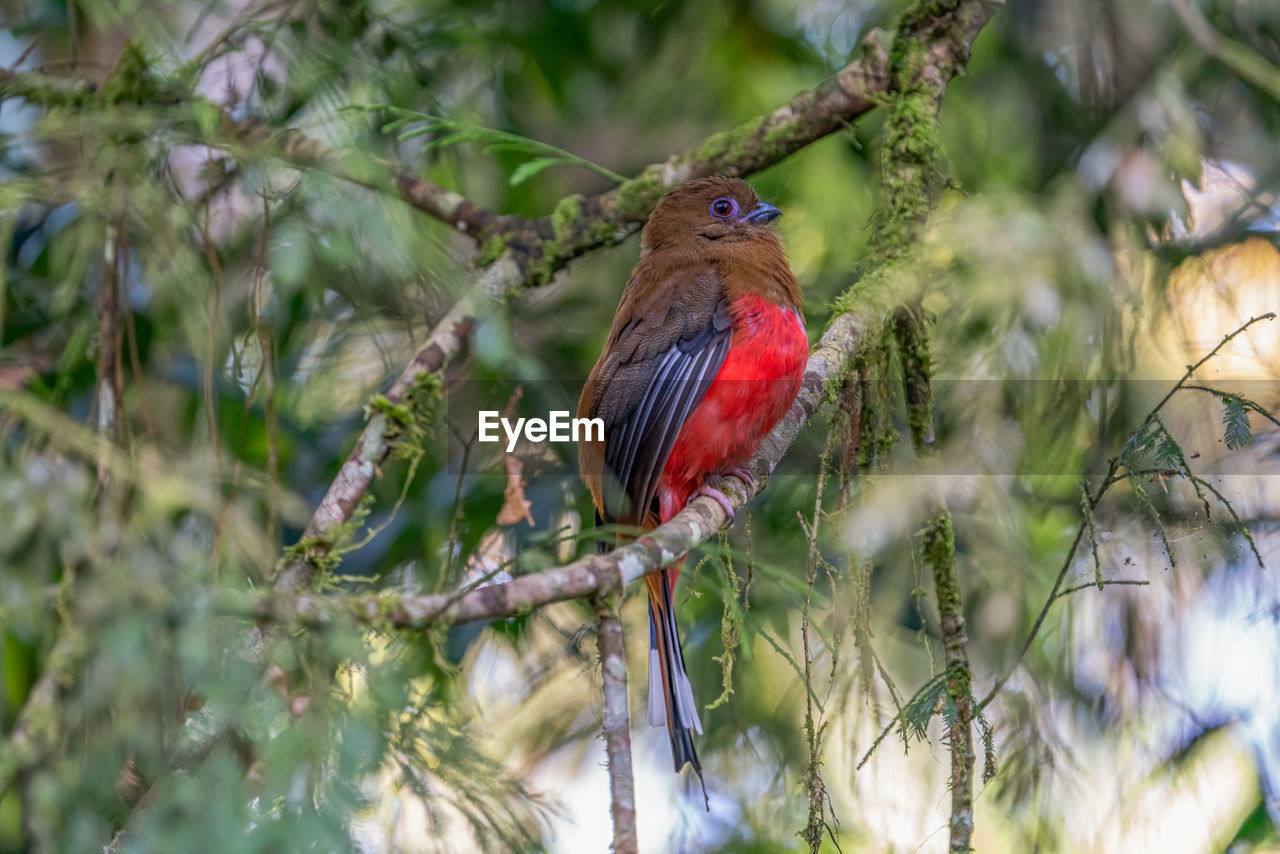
xmin=2 ymin=0 xmax=1280 ymax=852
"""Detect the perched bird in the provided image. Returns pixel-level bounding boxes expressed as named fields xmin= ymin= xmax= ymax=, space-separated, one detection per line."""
xmin=577 ymin=177 xmax=807 ymax=790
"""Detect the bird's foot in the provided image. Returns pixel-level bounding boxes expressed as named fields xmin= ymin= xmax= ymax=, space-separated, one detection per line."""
xmin=690 ymin=467 xmax=759 ymax=520
xmin=692 ymin=483 xmax=735 ymax=520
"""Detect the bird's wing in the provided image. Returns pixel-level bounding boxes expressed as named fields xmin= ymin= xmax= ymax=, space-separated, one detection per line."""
xmin=584 ymin=268 xmax=732 ymax=526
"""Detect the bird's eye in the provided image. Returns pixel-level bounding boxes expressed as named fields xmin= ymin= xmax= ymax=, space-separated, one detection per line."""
xmin=710 ymin=197 xmax=738 ymax=218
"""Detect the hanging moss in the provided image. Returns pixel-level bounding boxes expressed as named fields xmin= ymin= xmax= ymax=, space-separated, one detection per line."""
xmin=279 ymin=492 xmax=377 ymax=586
xmin=892 ymin=307 xmax=936 ymax=452
xmin=386 ymin=370 xmax=443 ymax=462
xmin=850 ymin=325 xmax=900 ymax=472
xmin=868 ymin=37 xmax=943 ymax=261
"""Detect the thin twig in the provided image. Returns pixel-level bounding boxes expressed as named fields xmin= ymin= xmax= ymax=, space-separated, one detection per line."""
xmin=1136 ymin=314 xmax=1275 ymax=431
xmin=1053 ymin=579 xmax=1150 ymax=600
xmin=981 ymin=314 xmax=1276 ymax=709
xmin=7 ymin=39 xmax=40 ymax=74
xmin=200 ymin=155 xmax=226 ymax=570
xmin=1170 ymin=0 xmax=1280 ymax=102
xmin=1180 ymin=384 xmax=1280 ymax=430
xmin=924 ymin=514 xmax=974 ymax=853
xmin=801 ymin=430 xmax=835 ymax=853
xmin=1191 ymin=475 xmax=1267 ymax=567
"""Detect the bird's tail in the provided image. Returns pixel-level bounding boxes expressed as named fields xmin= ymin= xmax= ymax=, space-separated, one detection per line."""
xmin=645 ymin=568 xmax=706 ymax=798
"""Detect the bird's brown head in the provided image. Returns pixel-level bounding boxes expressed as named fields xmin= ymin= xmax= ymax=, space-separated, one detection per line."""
xmin=640 ymin=177 xmax=782 ymax=254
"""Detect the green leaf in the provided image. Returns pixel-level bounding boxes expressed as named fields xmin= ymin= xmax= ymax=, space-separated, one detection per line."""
xmin=1154 ymin=434 xmax=1186 ymax=471
xmin=901 ymin=672 xmax=950 ymax=741
xmin=1222 ymin=396 xmax=1252 ymax=450
xmin=1123 ymin=421 xmax=1159 ymax=460
xmin=379 ymin=117 xmax=418 ymax=134
xmin=354 ymin=104 xmax=627 ymax=184
xmin=508 ymin=157 xmax=565 ymax=186
xmin=482 ymin=141 xmax=555 ymax=157
xmin=393 ymin=125 xmax=434 ymax=142
xmin=422 ymin=130 xmax=494 ymax=150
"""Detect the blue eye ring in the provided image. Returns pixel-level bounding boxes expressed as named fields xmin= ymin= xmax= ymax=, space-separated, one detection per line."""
xmin=710 ymin=197 xmax=739 ymax=219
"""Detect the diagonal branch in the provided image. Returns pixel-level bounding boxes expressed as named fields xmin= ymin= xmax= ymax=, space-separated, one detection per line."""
xmin=218 ymin=117 xmax=506 ymax=238
xmin=271 ymin=295 xmax=477 ymax=593
xmin=1169 ymin=0 xmax=1280 ymax=103
xmin=239 ymin=311 xmax=863 ymax=625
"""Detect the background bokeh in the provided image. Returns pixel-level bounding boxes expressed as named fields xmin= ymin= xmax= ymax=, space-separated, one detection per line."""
xmin=2 ymin=0 xmax=1279 ymax=851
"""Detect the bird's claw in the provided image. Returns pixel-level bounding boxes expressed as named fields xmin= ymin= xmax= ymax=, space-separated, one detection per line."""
xmin=693 ymin=483 xmax=735 ymax=520
xmin=726 ymin=466 xmax=757 ymax=491
xmin=689 ymin=467 xmax=760 ymax=520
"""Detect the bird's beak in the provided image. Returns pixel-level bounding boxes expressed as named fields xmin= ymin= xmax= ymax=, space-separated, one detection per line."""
xmin=743 ymin=201 xmax=782 ymax=224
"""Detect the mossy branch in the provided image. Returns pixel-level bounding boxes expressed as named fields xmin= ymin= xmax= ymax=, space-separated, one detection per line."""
xmin=592 ymin=593 xmax=637 ymax=854
xmin=0 ymin=629 xmax=87 ymax=801
xmin=924 ymin=512 xmax=975 ymax=853
xmin=851 ymin=3 xmax=1002 ymax=851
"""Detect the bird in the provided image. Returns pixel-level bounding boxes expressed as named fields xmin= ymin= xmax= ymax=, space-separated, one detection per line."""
xmin=577 ymin=176 xmax=807 ymax=793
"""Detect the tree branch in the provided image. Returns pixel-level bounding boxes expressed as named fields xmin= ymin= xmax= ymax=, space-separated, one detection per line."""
xmin=218 ymin=117 xmax=505 ymax=238
xmin=924 ymin=514 xmax=974 ymax=853
xmin=1169 ymin=0 xmax=1280 ymax=103
xmin=593 ymin=594 xmax=637 ymax=854
xmin=866 ymin=3 xmax=1006 ymax=849
xmin=239 ymin=311 xmax=863 ymax=624
xmin=0 ymin=623 xmax=85 ymax=802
